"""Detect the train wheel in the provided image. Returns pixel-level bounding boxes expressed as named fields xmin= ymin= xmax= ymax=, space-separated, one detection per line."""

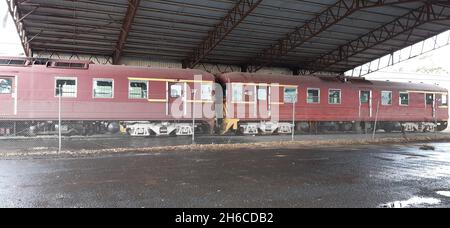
xmin=295 ymin=122 xmax=310 ymax=134
xmin=382 ymin=123 xmax=393 ymax=133
xmin=340 ymin=123 xmax=353 ymax=132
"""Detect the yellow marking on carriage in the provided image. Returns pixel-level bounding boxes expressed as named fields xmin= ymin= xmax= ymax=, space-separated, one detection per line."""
xmin=179 ymin=80 xmax=214 ymax=84
xmin=230 ymin=82 xmax=297 ymax=88
xmin=222 ymin=118 xmax=239 ymax=134
xmin=187 ymin=100 xmax=214 ymax=103
xmin=231 ymin=101 xmax=256 ymax=104
xmin=128 ymin=77 xmax=214 ymax=84
xmin=147 ymin=99 xmax=168 ymax=103
xmin=128 ymin=77 xmax=177 ymax=82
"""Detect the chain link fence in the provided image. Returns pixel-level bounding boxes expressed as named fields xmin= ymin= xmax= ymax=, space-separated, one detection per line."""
xmin=1 ymin=84 xmax=449 ymax=157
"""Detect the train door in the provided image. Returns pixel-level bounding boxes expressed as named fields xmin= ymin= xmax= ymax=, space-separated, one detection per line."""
xmin=168 ymin=82 xmax=186 ymax=117
xmin=359 ymin=90 xmax=372 ymax=119
xmin=257 ymin=85 xmax=269 ymax=119
xmin=244 ymin=85 xmax=254 ymax=119
xmin=426 ymin=93 xmax=435 ymax=118
xmin=0 ymin=76 xmax=16 ymax=116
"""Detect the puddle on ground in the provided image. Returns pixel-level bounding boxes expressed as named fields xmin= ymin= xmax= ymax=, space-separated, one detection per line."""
xmin=436 ymin=191 xmax=450 ymax=197
xmin=31 ymin=147 xmax=50 ymax=151
xmin=275 ymin=155 xmax=288 ymax=158
xmin=379 ymin=197 xmax=441 ymax=208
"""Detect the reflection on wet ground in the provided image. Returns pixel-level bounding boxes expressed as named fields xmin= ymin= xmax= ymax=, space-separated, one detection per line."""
xmin=436 ymin=191 xmax=450 ymax=197
xmin=0 ymin=142 xmax=450 ymax=207
xmin=380 ymin=197 xmax=441 ymax=208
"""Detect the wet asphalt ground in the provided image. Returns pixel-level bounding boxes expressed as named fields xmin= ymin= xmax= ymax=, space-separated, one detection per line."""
xmin=1 ymin=142 xmax=450 ymax=208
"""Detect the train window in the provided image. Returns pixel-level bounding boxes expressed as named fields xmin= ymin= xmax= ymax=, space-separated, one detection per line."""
xmin=381 ymin=91 xmax=392 ymax=105
xmin=360 ymin=91 xmax=370 ymax=103
xmin=426 ymin=93 xmax=434 ymax=105
xmin=93 ymin=79 xmax=114 ymax=98
xmin=201 ymin=84 xmax=212 ymax=100
xmin=307 ymin=89 xmax=320 ymax=104
xmin=0 ymin=78 xmax=12 ymax=94
xmin=399 ymin=92 xmax=409 ymax=106
xmin=232 ymin=84 xmax=243 ymax=102
xmin=442 ymin=94 xmax=448 ymax=106
xmin=328 ymin=89 xmax=341 ymax=104
xmin=258 ymin=87 xmax=267 ymax=101
xmin=55 ymin=78 xmax=77 ymax=98
xmin=284 ymin=88 xmax=297 ymax=103
xmin=170 ymin=84 xmax=183 ymax=98
xmin=129 ymin=81 xmax=148 ymax=99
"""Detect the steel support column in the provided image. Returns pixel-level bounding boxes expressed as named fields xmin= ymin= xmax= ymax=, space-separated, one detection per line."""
xmin=305 ymin=1 xmax=450 ymax=73
xmin=246 ymin=0 xmax=433 ymax=72
xmin=6 ymin=0 xmax=32 ymax=57
xmin=112 ymin=0 xmax=140 ymax=65
xmin=184 ymin=0 xmax=262 ymax=69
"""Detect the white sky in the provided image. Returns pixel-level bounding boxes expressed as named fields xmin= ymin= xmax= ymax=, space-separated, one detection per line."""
xmin=0 ymin=0 xmax=25 ymax=56
xmin=1 ymin=0 xmax=450 ymax=89
xmin=362 ymin=44 xmax=450 ymax=92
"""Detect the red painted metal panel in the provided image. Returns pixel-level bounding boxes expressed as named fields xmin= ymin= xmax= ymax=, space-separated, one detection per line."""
xmin=219 ymin=72 xmax=449 ymax=122
xmin=0 ymin=63 xmax=448 ymax=125
xmin=0 ymin=63 xmax=215 ymax=122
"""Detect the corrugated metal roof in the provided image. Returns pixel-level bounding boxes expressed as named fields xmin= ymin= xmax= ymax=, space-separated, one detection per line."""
xmin=10 ymin=0 xmax=450 ymax=73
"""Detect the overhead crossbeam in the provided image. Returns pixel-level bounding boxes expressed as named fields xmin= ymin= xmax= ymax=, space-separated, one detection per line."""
xmin=246 ymin=0 xmax=432 ymax=72
xmin=113 ymin=0 xmax=141 ymax=65
xmin=184 ymin=0 xmax=263 ymax=69
xmin=305 ymin=1 xmax=450 ymax=73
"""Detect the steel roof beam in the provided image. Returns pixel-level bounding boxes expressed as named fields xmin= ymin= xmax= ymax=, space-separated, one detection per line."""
xmin=246 ymin=0 xmax=432 ymax=72
xmin=184 ymin=0 xmax=263 ymax=69
xmin=6 ymin=0 xmax=32 ymax=56
xmin=305 ymin=1 xmax=450 ymax=73
xmin=112 ymin=0 xmax=141 ymax=65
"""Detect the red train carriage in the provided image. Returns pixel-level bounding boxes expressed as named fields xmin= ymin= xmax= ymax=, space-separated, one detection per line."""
xmin=0 ymin=57 xmax=216 ymax=136
xmin=1 ymin=57 xmax=448 ymax=137
xmin=217 ymin=72 xmax=449 ymax=135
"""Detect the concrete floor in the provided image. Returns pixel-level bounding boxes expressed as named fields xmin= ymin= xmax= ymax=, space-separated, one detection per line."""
xmin=1 ymin=132 xmax=449 ymax=154
xmin=1 ymin=142 xmax=450 ymax=208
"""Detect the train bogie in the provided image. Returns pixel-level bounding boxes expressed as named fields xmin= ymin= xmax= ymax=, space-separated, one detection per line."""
xmin=124 ymin=121 xmax=195 ymax=137
xmin=237 ymin=121 xmax=294 ymax=135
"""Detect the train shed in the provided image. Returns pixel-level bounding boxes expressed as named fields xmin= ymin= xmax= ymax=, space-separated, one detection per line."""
xmin=5 ymin=0 xmax=450 ymax=75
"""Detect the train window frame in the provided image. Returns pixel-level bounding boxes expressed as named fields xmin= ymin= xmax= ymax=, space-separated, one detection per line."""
xmin=381 ymin=91 xmax=393 ymax=106
xmin=0 ymin=77 xmax=13 ymax=94
xmin=170 ymin=84 xmax=183 ymax=98
xmin=55 ymin=77 xmax=78 ymax=98
xmin=232 ymin=84 xmax=243 ymax=102
xmin=258 ymin=87 xmax=268 ymax=101
xmin=328 ymin=89 xmax=341 ymax=105
xmin=425 ymin=93 xmax=434 ymax=105
xmin=93 ymin=78 xmax=114 ymax=99
xmin=284 ymin=87 xmax=298 ymax=104
xmin=128 ymin=80 xmax=148 ymax=100
xmin=307 ymin=88 xmax=320 ymax=104
xmin=399 ymin=92 xmax=409 ymax=106
xmin=442 ymin=93 xmax=448 ymax=106
xmin=360 ymin=91 xmax=371 ymax=104
xmin=201 ymin=84 xmax=213 ymax=101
